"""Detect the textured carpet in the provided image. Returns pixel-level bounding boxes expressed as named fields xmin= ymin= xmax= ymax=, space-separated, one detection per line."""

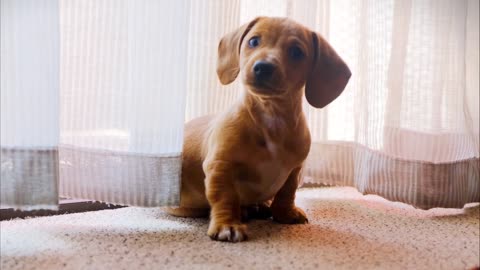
xmin=1 ymin=187 xmax=479 ymax=270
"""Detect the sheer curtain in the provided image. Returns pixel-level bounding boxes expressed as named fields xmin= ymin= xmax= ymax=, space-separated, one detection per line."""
xmin=58 ymin=0 xmax=190 ymax=207
xmin=1 ymin=0 xmax=60 ymax=209
xmin=1 ymin=0 xmax=478 ymax=210
xmin=1 ymin=0 xmax=190 ymax=209
xmin=185 ymin=0 xmax=479 ymax=209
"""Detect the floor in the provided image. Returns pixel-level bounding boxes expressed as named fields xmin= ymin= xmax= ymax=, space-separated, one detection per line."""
xmin=1 ymin=187 xmax=479 ymax=270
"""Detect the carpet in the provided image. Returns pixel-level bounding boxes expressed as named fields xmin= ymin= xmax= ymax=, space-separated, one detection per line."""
xmin=1 ymin=187 xmax=479 ymax=270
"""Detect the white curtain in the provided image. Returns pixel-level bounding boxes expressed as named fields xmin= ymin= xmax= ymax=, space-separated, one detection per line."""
xmin=1 ymin=0 xmax=60 ymax=209
xmin=1 ymin=0 xmax=479 ymax=210
xmin=1 ymin=0 xmax=190 ymax=209
xmin=185 ymin=0 xmax=480 ymax=209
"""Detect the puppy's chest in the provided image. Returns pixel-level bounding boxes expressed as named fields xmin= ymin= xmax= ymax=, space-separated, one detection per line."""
xmin=239 ymin=138 xmax=303 ymax=203
xmin=256 ymin=143 xmax=292 ymax=195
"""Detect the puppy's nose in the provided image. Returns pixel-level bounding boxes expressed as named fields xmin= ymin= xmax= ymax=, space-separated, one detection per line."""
xmin=253 ymin=61 xmax=275 ymax=81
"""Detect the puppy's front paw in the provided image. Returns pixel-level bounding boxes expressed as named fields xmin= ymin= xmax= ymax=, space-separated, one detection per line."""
xmin=272 ymin=206 xmax=308 ymax=224
xmin=207 ymin=222 xmax=248 ymax=242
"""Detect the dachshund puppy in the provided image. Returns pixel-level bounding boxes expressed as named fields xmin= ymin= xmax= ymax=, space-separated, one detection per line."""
xmin=167 ymin=17 xmax=351 ymax=242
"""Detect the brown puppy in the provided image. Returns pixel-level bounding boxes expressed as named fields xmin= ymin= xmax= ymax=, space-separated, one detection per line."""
xmin=167 ymin=17 xmax=351 ymax=242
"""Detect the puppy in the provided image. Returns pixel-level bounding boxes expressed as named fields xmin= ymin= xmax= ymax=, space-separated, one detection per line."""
xmin=167 ymin=17 xmax=351 ymax=242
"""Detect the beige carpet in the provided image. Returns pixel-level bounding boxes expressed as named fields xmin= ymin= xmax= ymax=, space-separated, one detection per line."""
xmin=1 ymin=187 xmax=479 ymax=270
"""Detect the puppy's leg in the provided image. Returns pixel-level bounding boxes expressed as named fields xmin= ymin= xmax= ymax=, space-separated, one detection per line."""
xmin=205 ymin=161 xmax=247 ymax=242
xmin=271 ymin=167 xmax=308 ymax=224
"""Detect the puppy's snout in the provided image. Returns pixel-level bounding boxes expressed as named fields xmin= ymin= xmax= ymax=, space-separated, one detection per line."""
xmin=253 ymin=61 xmax=275 ymax=82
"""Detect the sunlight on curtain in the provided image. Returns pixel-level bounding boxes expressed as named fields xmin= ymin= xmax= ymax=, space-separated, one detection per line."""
xmin=58 ymin=0 xmax=190 ymax=206
xmin=1 ymin=0 xmax=478 ymax=210
xmin=1 ymin=0 xmax=191 ymax=209
xmin=185 ymin=0 xmax=479 ymax=209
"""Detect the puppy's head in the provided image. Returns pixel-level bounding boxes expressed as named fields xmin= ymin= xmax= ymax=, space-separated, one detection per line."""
xmin=217 ymin=17 xmax=351 ymax=108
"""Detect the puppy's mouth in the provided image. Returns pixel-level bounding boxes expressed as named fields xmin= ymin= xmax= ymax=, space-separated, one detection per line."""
xmin=253 ymin=80 xmax=275 ymax=91
xmin=245 ymin=78 xmax=284 ymax=96
xmin=244 ymin=76 xmax=284 ymax=95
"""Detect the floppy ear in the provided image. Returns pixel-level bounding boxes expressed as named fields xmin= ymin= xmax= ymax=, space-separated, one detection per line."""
xmin=216 ymin=18 xmax=261 ymax=85
xmin=305 ymin=32 xmax=352 ymax=108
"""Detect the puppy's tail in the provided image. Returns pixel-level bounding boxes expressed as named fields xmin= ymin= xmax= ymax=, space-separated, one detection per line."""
xmin=164 ymin=207 xmax=210 ymax=218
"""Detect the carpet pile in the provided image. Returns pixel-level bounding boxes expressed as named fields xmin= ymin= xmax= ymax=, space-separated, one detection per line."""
xmin=1 ymin=187 xmax=479 ymax=270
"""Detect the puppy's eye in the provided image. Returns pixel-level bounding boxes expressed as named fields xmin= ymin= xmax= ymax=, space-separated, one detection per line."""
xmin=289 ymin=46 xmax=304 ymax=60
xmin=248 ymin=36 xmax=260 ymax=48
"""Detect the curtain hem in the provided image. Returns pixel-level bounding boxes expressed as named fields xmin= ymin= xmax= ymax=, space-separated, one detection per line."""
xmin=304 ymin=142 xmax=480 ymax=209
xmin=59 ymin=145 xmax=181 ymax=207
xmin=1 ymin=147 xmax=59 ymax=210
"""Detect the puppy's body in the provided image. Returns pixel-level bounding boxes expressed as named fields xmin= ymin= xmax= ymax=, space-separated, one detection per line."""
xmin=167 ymin=17 xmax=351 ymax=242
xmin=178 ymin=92 xmax=310 ymax=210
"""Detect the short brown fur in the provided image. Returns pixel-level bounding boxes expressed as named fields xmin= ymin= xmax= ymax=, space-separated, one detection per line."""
xmin=166 ymin=17 xmax=351 ymax=242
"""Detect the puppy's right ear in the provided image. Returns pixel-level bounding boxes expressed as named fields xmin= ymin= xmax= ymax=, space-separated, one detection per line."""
xmin=216 ymin=17 xmax=261 ymax=85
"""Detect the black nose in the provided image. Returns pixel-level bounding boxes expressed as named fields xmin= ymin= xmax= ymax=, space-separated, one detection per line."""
xmin=253 ymin=61 xmax=275 ymax=81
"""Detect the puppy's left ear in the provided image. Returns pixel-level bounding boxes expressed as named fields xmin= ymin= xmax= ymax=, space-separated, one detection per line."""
xmin=305 ymin=32 xmax=352 ymax=108
xmin=217 ymin=17 xmax=261 ymax=85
